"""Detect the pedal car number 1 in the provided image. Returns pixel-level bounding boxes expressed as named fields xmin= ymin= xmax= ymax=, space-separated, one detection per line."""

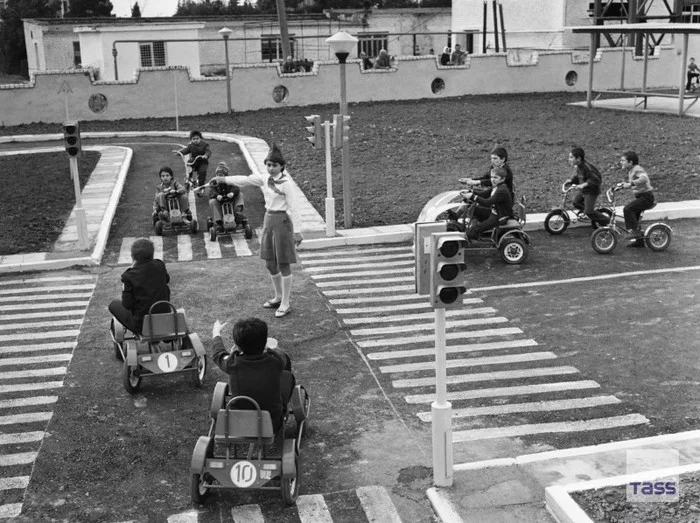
xmin=231 ymin=460 xmax=257 ymax=487
xmin=157 ymin=352 xmax=179 ymax=373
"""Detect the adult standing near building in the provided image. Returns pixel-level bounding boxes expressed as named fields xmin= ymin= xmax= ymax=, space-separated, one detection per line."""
xmin=451 ymin=44 xmax=467 ymax=65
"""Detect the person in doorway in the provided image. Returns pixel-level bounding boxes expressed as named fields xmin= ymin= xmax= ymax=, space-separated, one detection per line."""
xmin=440 ymin=46 xmax=452 ymax=66
xmin=451 ymin=44 xmax=467 ymax=65
xmin=373 ymin=49 xmax=391 ymax=69
xmin=360 ymin=51 xmax=374 ymax=70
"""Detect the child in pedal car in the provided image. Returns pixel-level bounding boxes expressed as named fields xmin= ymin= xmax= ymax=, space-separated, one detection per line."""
xmin=153 ymin=166 xmax=191 ymax=224
xmin=208 ymin=162 xmax=241 ymax=233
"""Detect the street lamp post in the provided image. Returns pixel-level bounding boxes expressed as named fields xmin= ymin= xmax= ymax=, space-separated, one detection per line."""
xmin=219 ymin=27 xmax=233 ymax=115
xmin=326 ymin=31 xmax=358 ymax=229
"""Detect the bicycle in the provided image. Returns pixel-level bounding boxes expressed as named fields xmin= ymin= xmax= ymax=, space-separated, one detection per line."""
xmin=544 ymin=182 xmax=612 ymax=235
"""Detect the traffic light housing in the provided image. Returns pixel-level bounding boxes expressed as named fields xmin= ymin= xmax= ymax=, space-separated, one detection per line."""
xmin=332 ymin=114 xmax=350 ymax=149
xmin=304 ymin=115 xmax=322 ymax=150
xmin=63 ymin=121 xmax=82 ymax=157
xmin=430 ymin=232 xmax=467 ymax=309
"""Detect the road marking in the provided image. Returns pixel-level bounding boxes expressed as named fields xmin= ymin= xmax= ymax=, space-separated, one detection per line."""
xmin=231 ymin=504 xmax=264 ymax=523
xmin=0 ymin=354 xmax=71 ymax=367
xmin=417 ymin=396 xmax=623 ymax=421
xmin=357 ymin=486 xmax=402 ymax=523
xmin=0 ymin=381 xmax=64 ymax=394
xmin=118 ymin=237 xmax=135 ymax=265
xmin=341 ymin=308 xmax=496 ymax=325
xmin=167 ymin=510 xmax=199 ymax=523
xmin=336 ymin=300 xmax=483 ymax=314
xmin=350 ymin=317 xmax=507 ymax=336
xmin=315 ymin=276 xmax=413 ymax=287
xmin=0 ymin=275 xmax=94 ymax=286
xmin=0 ymin=397 xmax=58 ymax=409
xmin=0 ymin=452 xmax=37 ymax=467
xmin=0 ymin=432 xmax=44 ymax=445
xmin=452 ymin=414 xmax=649 ymax=442
xmin=0 ymin=284 xmax=94 ymax=296
xmin=0 ymin=330 xmax=80 ymax=343
xmin=0 ymin=477 xmax=29 ymax=491
xmin=232 ymin=237 xmax=252 ymax=256
xmin=0 ymin=309 xmax=86 ymax=321
xmin=393 ymin=366 xmax=580 ymax=388
xmin=150 ymin=236 xmax=164 ymax=260
xmin=405 ymin=380 xmax=600 ymax=404
xmin=310 ymin=267 xmax=413 ymax=280
xmin=0 ymin=342 xmax=75 ymax=356
xmin=384 ymin=351 xmax=558 ymax=375
xmin=299 ymin=245 xmax=411 ymax=259
xmin=0 ymin=319 xmax=82 ymax=332
xmin=0 ymin=367 xmax=67 ymax=380
xmin=301 ymin=252 xmax=413 ymax=265
xmin=177 ymin=235 xmax=193 ymax=261
xmin=0 ymin=504 xmax=21 ymax=518
xmin=357 ymin=327 xmax=524 ymax=348
xmin=0 ymin=412 xmax=53 ymax=426
xmin=296 ymin=494 xmax=333 ymax=522
xmin=367 ymin=339 xmax=539 ymax=360
xmin=0 ymin=293 xmax=92 ymax=303
xmin=330 ymin=294 xmax=459 ymax=305
xmin=204 ymin=236 xmax=223 ymax=259
xmin=305 ymin=260 xmax=414 ymax=273
xmin=0 ymin=301 xmax=90 ymax=312
xmin=323 ymin=285 xmax=416 ymax=296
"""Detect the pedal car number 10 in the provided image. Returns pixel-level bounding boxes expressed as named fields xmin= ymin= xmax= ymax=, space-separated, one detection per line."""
xmin=231 ymin=461 xmax=257 ymax=487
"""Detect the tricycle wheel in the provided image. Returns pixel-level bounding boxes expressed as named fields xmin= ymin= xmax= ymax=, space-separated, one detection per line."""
xmin=154 ymin=220 xmax=164 ymax=236
xmin=190 ymin=355 xmax=206 ymax=388
xmin=544 ymin=210 xmax=569 ymax=235
xmin=114 ymin=341 xmax=124 ymax=362
xmin=190 ymin=219 xmax=198 ymax=235
xmin=244 ymin=224 xmax=253 ymax=239
xmin=122 ymin=362 xmax=141 ymax=394
xmin=500 ymin=238 xmax=528 ymax=264
xmin=591 ymin=228 xmax=617 ymax=254
xmin=209 ymin=227 xmax=217 ymax=242
xmin=593 ymin=208 xmax=613 ymax=229
xmin=280 ymin=455 xmax=300 ymax=506
xmin=645 ymin=224 xmax=672 ymax=252
xmin=191 ymin=473 xmax=211 ymax=504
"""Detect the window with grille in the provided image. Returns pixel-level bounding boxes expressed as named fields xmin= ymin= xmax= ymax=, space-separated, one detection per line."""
xmin=682 ymin=5 xmax=700 ymax=23
xmin=357 ymin=34 xmax=389 ymax=59
xmin=261 ymin=35 xmax=295 ymax=62
xmin=139 ymin=41 xmax=166 ymax=67
xmin=73 ymin=41 xmax=81 ymax=67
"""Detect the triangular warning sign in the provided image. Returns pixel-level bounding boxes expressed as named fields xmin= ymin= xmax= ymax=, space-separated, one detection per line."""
xmin=58 ymin=80 xmax=73 ymax=94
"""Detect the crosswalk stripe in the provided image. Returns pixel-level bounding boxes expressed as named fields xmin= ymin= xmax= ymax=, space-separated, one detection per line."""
xmin=231 ymin=504 xmax=264 ymax=523
xmin=0 ymin=452 xmax=37 ymax=466
xmin=305 ymin=260 xmax=414 ymax=273
xmin=0 ymin=354 xmax=71 ymax=367
xmin=350 ymin=317 xmax=507 ymax=336
xmin=118 ymin=237 xmax=135 ymax=265
xmin=177 ymin=235 xmax=193 ymax=261
xmin=0 ymin=412 xmax=53 ymax=426
xmin=0 ymin=397 xmax=58 ymax=409
xmin=405 ymin=380 xmax=600 ymax=404
xmin=204 ymin=236 xmax=223 ymax=259
xmin=0 ymin=285 xmax=94 ymax=296
xmin=330 ymin=294 xmax=445 ymax=305
xmin=384 ymin=351 xmax=558 ymax=375
xmin=452 ymin=414 xmax=649 ymax=442
xmin=302 ymin=252 xmax=412 ymax=265
xmin=0 ymin=477 xmax=29 ymax=491
xmin=310 ymin=267 xmax=414 ymax=280
xmin=0 ymin=504 xmax=22 ymax=518
xmin=417 ymin=396 xmax=623 ymax=421
xmin=0 ymin=293 xmax=92 ymax=303
xmin=296 ymin=494 xmax=333 ymax=523
xmin=0 ymin=330 xmax=80 ymax=343
xmin=357 ymin=486 xmax=402 ymax=523
xmin=393 ymin=366 xmax=579 ymax=388
xmin=367 ymin=339 xmax=539 ymax=360
xmin=316 ymin=276 xmax=412 ymax=288
xmin=336 ymin=300 xmax=484 ymax=314
xmin=0 ymin=319 xmax=82 ymax=332
xmin=0 ymin=309 xmax=85 ymax=321
xmin=0 ymin=342 xmax=75 ymax=356
xmin=357 ymin=327 xmax=524 ymax=348
xmin=0 ymin=432 xmax=44 ymax=445
xmin=299 ymin=246 xmax=411 ymax=259
xmin=0 ymin=367 xmax=67 ymax=380
xmin=0 ymin=275 xmax=94 ymax=286
xmin=150 ymin=236 xmax=164 ymax=260
xmin=342 ymin=308 xmax=496 ymax=325
xmin=167 ymin=510 xmax=199 ymax=523
xmin=0 ymin=301 xmax=90 ymax=312
xmin=0 ymin=381 xmax=64 ymax=394
xmin=232 ymin=237 xmax=253 ymax=257
xmin=323 ymin=285 xmax=415 ymax=296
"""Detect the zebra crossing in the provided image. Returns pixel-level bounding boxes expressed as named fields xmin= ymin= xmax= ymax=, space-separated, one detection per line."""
xmin=298 ymin=244 xmax=649 ymax=447
xmin=165 ymin=485 xmax=402 ymax=523
xmin=113 ymin=234 xmax=255 ymax=265
xmin=0 ymin=273 xmax=95 ymax=519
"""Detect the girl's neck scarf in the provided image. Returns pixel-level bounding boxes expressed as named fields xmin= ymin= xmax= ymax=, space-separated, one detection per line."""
xmin=267 ymin=173 xmax=287 ymax=195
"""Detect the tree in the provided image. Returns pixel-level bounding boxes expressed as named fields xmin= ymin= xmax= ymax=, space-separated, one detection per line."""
xmin=0 ymin=0 xmax=60 ymax=75
xmin=131 ymin=1 xmax=141 ymax=17
xmin=65 ymin=0 xmax=114 ymax=17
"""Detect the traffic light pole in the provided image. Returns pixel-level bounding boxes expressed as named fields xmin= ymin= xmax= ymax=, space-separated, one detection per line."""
xmin=69 ymin=157 xmax=90 ymax=251
xmin=322 ymin=121 xmax=336 ymax=237
xmin=432 ymin=307 xmax=453 ymax=487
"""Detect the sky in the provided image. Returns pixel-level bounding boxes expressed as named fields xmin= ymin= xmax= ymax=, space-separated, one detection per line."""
xmin=111 ymin=0 xmax=180 ymax=18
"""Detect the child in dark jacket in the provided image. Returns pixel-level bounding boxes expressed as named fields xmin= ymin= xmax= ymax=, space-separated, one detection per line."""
xmin=209 ymin=317 xmax=295 ymax=429
xmin=208 ymin=162 xmax=241 ymax=232
xmin=175 ymin=130 xmax=212 ymax=192
xmin=459 ymin=167 xmax=513 ymax=239
xmin=153 ymin=166 xmax=190 ymax=223
xmin=108 ymin=238 xmax=170 ymax=335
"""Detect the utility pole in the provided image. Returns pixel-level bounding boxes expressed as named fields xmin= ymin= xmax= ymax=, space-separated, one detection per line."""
xmin=275 ymin=0 xmax=292 ymax=60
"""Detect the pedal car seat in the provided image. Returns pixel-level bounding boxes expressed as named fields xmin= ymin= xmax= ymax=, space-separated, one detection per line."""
xmin=214 ymin=396 xmax=275 ymax=445
xmin=140 ymin=301 xmax=189 ymax=345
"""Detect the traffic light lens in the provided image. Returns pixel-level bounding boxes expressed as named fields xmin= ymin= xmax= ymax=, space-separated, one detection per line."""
xmin=65 ymin=125 xmax=77 ymax=134
xmin=66 ymin=137 xmax=78 ymax=145
xmin=439 ymin=241 xmax=460 ymax=258
xmin=439 ymin=288 xmax=459 ymax=304
xmin=439 ymin=264 xmax=460 ymax=281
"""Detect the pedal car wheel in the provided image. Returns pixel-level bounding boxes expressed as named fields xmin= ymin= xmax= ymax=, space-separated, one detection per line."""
xmin=209 ymin=227 xmax=217 ymax=242
xmin=191 ymin=473 xmax=211 ymax=504
xmin=591 ymin=228 xmax=617 ymax=254
xmin=499 ymin=238 xmax=528 ymax=265
xmin=190 ymin=219 xmax=199 ymax=235
xmin=154 ymin=220 xmax=164 ymax=236
xmin=122 ymin=363 xmax=141 ymax=394
xmin=280 ymin=455 xmax=300 ymax=506
xmin=544 ymin=210 xmax=569 ymax=235
xmin=645 ymin=224 xmax=672 ymax=252
xmin=244 ymin=224 xmax=253 ymax=239
xmin=190 ymin=355 xmax=206 ymax=388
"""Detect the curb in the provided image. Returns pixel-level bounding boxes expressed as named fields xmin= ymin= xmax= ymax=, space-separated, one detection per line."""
xmin=426 ymin=487 xmax=464 ymax=523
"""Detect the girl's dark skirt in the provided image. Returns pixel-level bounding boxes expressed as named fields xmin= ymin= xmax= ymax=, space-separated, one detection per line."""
xmin=260 ymin=210 xmax=297 ymax=264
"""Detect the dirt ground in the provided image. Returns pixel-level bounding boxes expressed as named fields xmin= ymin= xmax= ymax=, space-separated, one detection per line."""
xmin=2 ymin=92 xmax=699 ymax=229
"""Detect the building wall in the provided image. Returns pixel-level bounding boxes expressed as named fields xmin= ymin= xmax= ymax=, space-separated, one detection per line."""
xmin=0 ymin=46 xmax=684 ymax=127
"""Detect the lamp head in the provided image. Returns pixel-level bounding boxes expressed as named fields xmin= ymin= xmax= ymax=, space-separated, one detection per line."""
xmin=218 ymin=27 xmax=233 ymax=38
xmin=326 ymin=31 xmax=358 ymax=58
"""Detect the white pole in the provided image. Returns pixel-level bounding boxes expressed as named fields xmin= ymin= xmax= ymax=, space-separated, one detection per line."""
xmin=69 ymin=157 xmax=89 ymax=251
xmin=173 ymin=71 xmax=179 ymax=132
xmin=679 ymin=33 xmax=689 ymax=116
xmin=323 ymin=121 xmax=336 ymax=237
xmin=432 ymin=307 xmax=453 ymax=487
xmin=64 ymin=95 xmax=69 ymax=121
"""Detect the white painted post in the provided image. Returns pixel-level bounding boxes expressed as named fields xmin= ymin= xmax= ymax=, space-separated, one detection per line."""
xmin=69 ymin=157 xmax=89 ymax=251
xmin=432 ymin=307 xmax=453 ymax=487
xmin=323 ymin=120 xmax=336 ymax=237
